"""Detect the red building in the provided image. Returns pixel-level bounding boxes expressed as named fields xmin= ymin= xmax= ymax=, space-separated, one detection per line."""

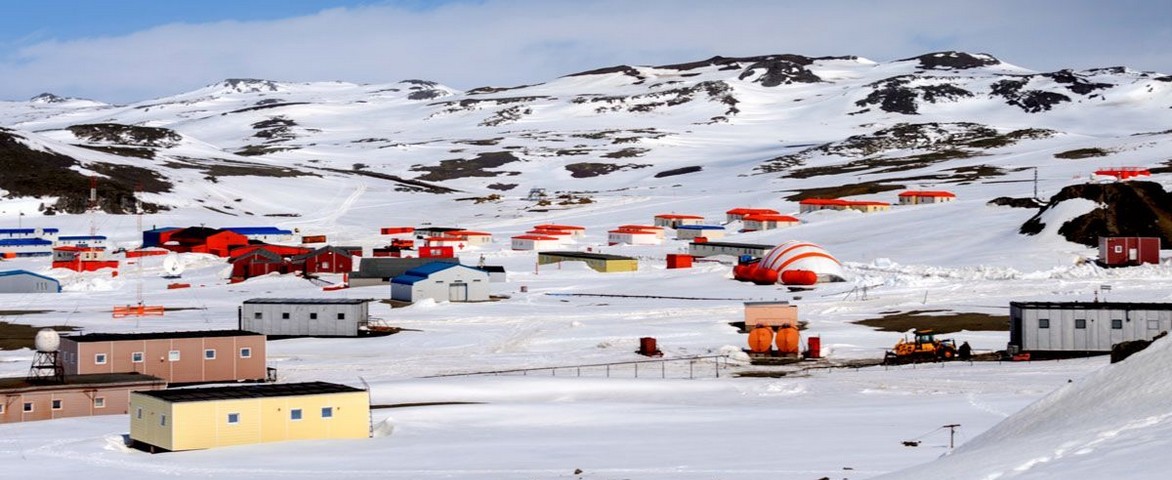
xmin=164 ymin=227 xmax=249 ymax=257
xmin=1098 ymin=237 xmax=1161 ymax=267
xmin=293 ymin=246 xmax=354 ymax=274
xmin=229 ymin=249 xmax=292 ymax=283
xmin=51 ymin=246 xmax=119 ymax=272
xmin=726 ymin=208 xmax=779 ymax=222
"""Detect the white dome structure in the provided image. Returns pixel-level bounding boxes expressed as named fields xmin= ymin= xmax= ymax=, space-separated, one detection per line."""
xmin=758 ymin=241 xmax=846 ymax=283
xmin=34 ymin=328 xmax=61 ymax=353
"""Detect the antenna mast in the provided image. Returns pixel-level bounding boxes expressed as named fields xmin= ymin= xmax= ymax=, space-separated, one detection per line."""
xmin=135 ymin=183 xmax=144 ymax=306
xmin=89 ymin=175 xmax=99 ymax=236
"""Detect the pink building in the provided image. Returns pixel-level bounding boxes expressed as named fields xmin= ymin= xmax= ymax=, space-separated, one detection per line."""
xmin=60 ymin=330 xmax=267 ymax=385
xmin=1 ymin=373 xmax=165 ymax=424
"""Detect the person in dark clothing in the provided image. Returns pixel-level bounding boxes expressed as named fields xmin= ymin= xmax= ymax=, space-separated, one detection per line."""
xmin=958 ymin=341 xmax=973 ymax=361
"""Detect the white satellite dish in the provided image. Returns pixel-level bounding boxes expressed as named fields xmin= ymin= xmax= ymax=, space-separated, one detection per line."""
xmin=162 ymin=253 xmax=185 ymax=278
xmin=34 ymin=328 xmax=60 ymax=353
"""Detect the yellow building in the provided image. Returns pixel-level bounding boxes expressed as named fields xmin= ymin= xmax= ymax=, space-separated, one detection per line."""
xmin=129 ymin=381 xmax=369 ymax=452
xmin=538 ymin=251 xmax=638 ymax=273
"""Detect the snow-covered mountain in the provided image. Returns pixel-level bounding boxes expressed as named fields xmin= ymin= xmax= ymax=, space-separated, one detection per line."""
xmin=2 ymin=51 xmax=1170 ymax=221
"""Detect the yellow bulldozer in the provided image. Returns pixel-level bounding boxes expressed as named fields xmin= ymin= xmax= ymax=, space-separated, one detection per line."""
xmin=884 ymin=329 xmax=958 ymax=365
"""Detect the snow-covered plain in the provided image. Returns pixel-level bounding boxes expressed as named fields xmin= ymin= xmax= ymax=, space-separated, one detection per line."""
xmin=2 ymin=52 xmax=1172 ymax=478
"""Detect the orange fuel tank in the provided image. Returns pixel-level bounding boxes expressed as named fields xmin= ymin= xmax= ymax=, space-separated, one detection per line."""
xmin=781 ymin=269 xmax=819 ymax=286
xmin=747 ymin=325 xmax=774 ymax=353
xmin=775 ymin=323 xmax=800 ymax=355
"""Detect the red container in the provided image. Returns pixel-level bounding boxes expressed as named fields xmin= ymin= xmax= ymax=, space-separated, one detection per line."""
xmin=301 ymin=235 xmax=327 ymax=244
xmin=781 ymin=269 xmax=818 ymax=285
xmin=666 ymin=254 xmax=693 ymax=269
xmin=420 ymin=246 xmax=454 ymax=258
xmin=638 ymin=337 xmax=659 ymax=356
xmin=380 ymin=227 xmax=415 ymax=235
xmin=693 ymin=236 xmax=708 ymax=243
xmin=805 ymin=336 xmax=821 ymax=359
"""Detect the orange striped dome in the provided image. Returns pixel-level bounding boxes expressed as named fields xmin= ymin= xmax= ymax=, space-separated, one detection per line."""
xmin=758 ymin=241 xmax=846 ymax=283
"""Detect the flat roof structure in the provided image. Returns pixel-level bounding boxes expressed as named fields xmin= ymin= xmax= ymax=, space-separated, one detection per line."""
xmin=689 ymin=241 xmax=775 ymax=249
xmin=538 ymin=251 xmax=636 ymax=261
xmin=1010 ymin=301 xmax=1172 ymax=310
xmin=0 ymin=373 xmax=165 ymax=390
xmin=242 ymin=298 xmax=371 ymax=305
xmin=136 ymin=381 xmax=363 ymax=403
xmin=63 ymin=329 xmax=261 ymax=342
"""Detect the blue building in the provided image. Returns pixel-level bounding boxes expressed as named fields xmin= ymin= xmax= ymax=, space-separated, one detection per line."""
xmin=0 ymin=270 xmax=61 ymax=293
xmin=0 ymin=238 xmax=55 ymax=257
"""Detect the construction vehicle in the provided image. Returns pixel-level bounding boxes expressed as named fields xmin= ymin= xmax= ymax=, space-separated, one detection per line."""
xmin=884 ymin=329 xmax=958 ymax=364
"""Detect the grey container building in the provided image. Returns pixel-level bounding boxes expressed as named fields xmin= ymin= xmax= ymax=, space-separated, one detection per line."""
xmin=349 ymin=257 xmax=459 ymax=287
xmin=1009 ymin=301 xmax=1172 ymax=354
xmin=240 ymin=298 xmax=372 ymax=337
xmin=0 ymin=270 xmax=61 ymax=293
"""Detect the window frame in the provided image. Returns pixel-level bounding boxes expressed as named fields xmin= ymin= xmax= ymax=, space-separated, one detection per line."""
xmin=23 ymin=402 xmax=34 ymax=413
xmin=95 ymin=353 xmax=108 ymax=365
xmin=1111 ymin=319 xmax=1124 ymax=330
xmin=253 ymin=312 xmax=262 ymax=320
xmin=1074 ymin=319 xmax=1087 ymax=329
xmin=132 ymin=351 xmax=144 ymax=363
xmin=136 ymin=407 xmax=143 ymax=419
xmin=309 ymin=312 xmax=318 ymax=320
xmin=51 ymin=399 xmax=63 ymax=410
xmin=240 ymin=347 xmax=252 ymax=358
xmin=290 ymin=408 xmax=303 ymax=421
xmin=227 ymin=412 xmax=240 ymax=425
xmin=204 ymin=349 xmax=216 ymax=360
xmin=1038 ymin=318 xmax=1050 ymax=329
xmin=337 ymin=313 xmax=345 ymax=320
xmin=94 ymin=397 xmax=105 ymax=408
xmin=321 ymin=406 xmax=334 ymax=419
xmin=281 ymin=312 xmax=290 ymax=320
xmin=160 ymin=414 xmax=167 ymax=426
xmin=168 ymin=350 xmax=181 ymax=362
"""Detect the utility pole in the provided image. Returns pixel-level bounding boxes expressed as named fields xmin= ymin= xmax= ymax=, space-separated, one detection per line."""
xmin=943 ymin=424 xmax=961 ymax=449
xmin=1032 ymin=167 xmax=1039 ymax=200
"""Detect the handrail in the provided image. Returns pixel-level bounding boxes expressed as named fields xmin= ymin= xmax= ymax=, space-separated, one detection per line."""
xmin=424 ymin=354 xmax=729 ymax=378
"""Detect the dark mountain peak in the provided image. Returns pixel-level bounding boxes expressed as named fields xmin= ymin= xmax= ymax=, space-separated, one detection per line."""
xmin=1021 ymin=181 xmax=1172 ymax=247
xmin=30 ymin=92 xmax=69 ymax=103
xmin=214 ymin=78 xmax=281 ymax=94
xmin=564 ymin=65 xmax=644 ymax=79
xmin=898 ymin=51 xmax=1001 ymax=70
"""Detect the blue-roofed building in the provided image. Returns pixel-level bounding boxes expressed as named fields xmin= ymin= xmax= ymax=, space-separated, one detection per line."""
xmin=0 ymin=238 xmax=55 ymax=257
xmin=0 ymin=228 xmax=59 ymax=241
xmin=674 ymin=225 xmax=727 ymax=241
xmin=0 ymin=269 xmax=61 ymax=293
xmin=224 ymin=226 xmax=295 ymax=244
xmin=57 ymin=235 xmax=107 ymax=249
xmin=141 ymin=227 xmax=181 ymax=248
xmin=391 ymin=262 xmax=490 ymax=303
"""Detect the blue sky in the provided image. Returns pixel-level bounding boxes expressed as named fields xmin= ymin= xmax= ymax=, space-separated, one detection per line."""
xmin=1 ymin=0 xmax=1170 ymax=103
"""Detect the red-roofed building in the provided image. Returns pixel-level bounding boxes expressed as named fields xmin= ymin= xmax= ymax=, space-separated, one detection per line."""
xmin=726 ymin=208 xmax=780 ymax=222
xmin=511 ymin=235 xmax=561 ymax=251
xmin=653 ymin=214 xmax=705 ymax=228
xmin=51 ymin=246 xmax=119 ymax=272
xmin=533 ymin=224 xmax=586 ymax=238
xmin=897 ymin=190 xmax=957 ymax=205
xmin=743 ymin=214 xmax=801 ymax=232
xmin=608 ymin=227 xmax=662 ymax=246
xmin=446 ymin=230 xmax=494 ymax=246
xmin=799 ymin=198 xmax=890 ymax=213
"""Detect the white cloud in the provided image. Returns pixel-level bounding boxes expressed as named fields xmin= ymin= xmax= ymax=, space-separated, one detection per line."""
xmin=1 ymin=0 xmax=1170 ymax=103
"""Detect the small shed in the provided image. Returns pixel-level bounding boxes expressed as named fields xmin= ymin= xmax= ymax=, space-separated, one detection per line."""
xmin=1 ymin=373 xmax=166 ymax=424
xmin=511 ymin=234 xmax=562 ymax=251
xmin=653 ymin=214 xmax=706 ymax=228
xmin=447 ymin=230 xmax=493 ymax=246
xmin=229 ymin=249 xmax=294 ymax=283
xmin=129 ymin=381 xmax=369 ymax=453
xmin=538 ymin=251 xmax=638 ymax=273
xmin=1098 ymin=237 xmax=1160 ymax=267
xmin=675 ymin=225 xmax=726 ymax=240
xmin=0 ymin=269 xmax=61 ymax=293
xmin=744 ymin=301 xmax=799 ymax=328
xmin=241 ymin=298 xmax=372 ymax=337
xmin=60 ymin=330 xmax=267 ymax=385
xmin=897 ymin=190 xmax=956 ymax=205
xmin=391 ymin=263 xmax=491 ymax=302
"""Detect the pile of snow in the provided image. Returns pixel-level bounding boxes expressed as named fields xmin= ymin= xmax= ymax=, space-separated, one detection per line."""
xmin=883 ymin=337 xmax=1172 ymax=479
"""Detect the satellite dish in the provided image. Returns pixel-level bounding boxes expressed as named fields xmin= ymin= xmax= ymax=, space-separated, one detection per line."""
xmin=162 ymin=253 xmax=185 ymax=278
xmin=34 ymin=328 xmax=60 ymax=353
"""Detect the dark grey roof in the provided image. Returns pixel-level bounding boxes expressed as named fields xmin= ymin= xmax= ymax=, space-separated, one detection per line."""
xmin=229 ymin=249 xmax=284 ymax=263
xmin=538 ymin=251 xmax=636 ymax=261
xmin=1011 ymin=301 xmax=1172 ymax=311
xmin=135 ymin=381 xmax=363 ymax=403
xmin=351 ymin=257 xmax=458 ymax=279
xmin=243 ymin=298 xmax=370 ymax=305
xmin=63 ymin=329 xmax=261 ymax=343
xmin=477 ymin=265 xmax=506 ymax=273
xmin=689 ymin=241 xmax=775 ymax=250
xmin=291 ymin=245 xmax=354 ymax=262
xmin=0 ymin=373 xmax=165 ymax=391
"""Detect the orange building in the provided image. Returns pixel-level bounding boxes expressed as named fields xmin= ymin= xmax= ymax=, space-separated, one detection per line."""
xmin=60 ymin=330 xmax=268 ymax=386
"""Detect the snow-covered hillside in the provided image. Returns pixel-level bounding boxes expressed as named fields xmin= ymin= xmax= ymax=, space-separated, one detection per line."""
xmin=1 ymin=51 xmax=1171 ymax=478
